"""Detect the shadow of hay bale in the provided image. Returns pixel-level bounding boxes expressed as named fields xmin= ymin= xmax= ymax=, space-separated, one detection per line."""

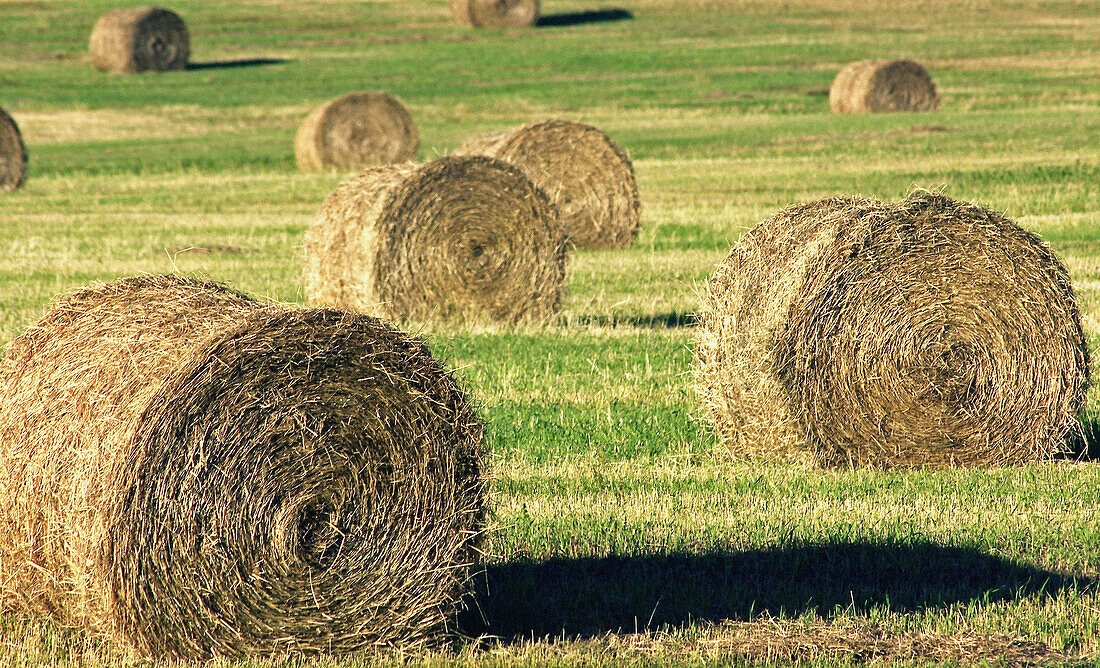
xmin=559 ymin=311 xmax=697 ymax=329
xmin=185 ymin=58 xmax=287 ymax=70
xmin=463 ymin=541 xmax=1091 ymax=641
xmin=536 ymin=9 xmax=633 ymax=27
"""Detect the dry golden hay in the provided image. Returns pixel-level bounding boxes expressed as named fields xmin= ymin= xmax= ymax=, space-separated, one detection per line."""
xmin=89 ymin=7 xmax=190 ymax=74
xmin=696 ymin=191 xmax=1090 ymax=467
xmin=0 ymin=275 xmax=486 ymax=659
xmin=295 ymin=92 xmax=419 ymax=172
xmin=0 ymin=106 xmax=27 ymax=192
xmin=829 ymin=59 xmax=939 ymax=113
xmin=455 ymin=119 xmax=640 ymax=249
xmin=449 ymin=0 xmax=539 ymax=27
xmin=304 ymin=154 xmax=568 ymax=324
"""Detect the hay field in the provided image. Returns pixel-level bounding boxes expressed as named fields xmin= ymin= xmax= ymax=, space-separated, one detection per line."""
xmin=0 ymin=0 xmax=1098 ymax=664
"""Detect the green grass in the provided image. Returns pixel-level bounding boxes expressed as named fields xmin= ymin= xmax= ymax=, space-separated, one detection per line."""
xmin=1 ymin=0 xmax=1099 ymax=664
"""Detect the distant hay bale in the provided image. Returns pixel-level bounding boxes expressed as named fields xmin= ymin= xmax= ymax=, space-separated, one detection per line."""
xmin=829 ymin=59 xmax=939 ymax=113
xmin=0 ymin=107 xmax=27 ymax=192
xmin=295 ymin=92 xmax=419 ymax=172
xmin=455 ymin=119 xmax=640 ymax=249
xmin=0 ymin=275 xmax=485 ymax=659
xmin=304 ymin=155 xmax=568 ymax=323
xmin=449 ymin=0 xmax=539 ymax=27
xmin=89 ymin=7 xmax=190 ymax=74
xmin=696 ymin=191 xmax=1090 ymax=467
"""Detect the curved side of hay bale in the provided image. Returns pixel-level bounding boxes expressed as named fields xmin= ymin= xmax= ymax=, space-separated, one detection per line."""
xmin=304 ymin=155 xmax=567 ymax=323
xmin=697 ymin=192 xmax=1090 ymax=467
xmin=449 ymin=0 xmax=540 ymax=27
xmin=455 ymin=119 xmax=641 ymax=249
xmin=295 ymin=92 xmax=419 ymax=172
xmin=89 ymin=7 xmax=189 ymax=74
xmin=829 ymin=59 xmax=939 ymax=113
xmin=0 ymin=275 xmax=485 ymax=658
xmin=0 ymin=107 xmax=27 ymax=192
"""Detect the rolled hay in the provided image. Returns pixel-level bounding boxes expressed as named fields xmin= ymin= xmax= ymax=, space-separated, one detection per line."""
xmin=304 ymin=154 xmax=568 ymax=323
xmin=449 ymin=0 xmax=539 ymax=28
xmin=829 ymin=59 xmax=939 ymax=113
xmin=0 ymin=106 xmax=27 ymax=192
xmin=455 ymin=119 xmax=640 ymax=249
xmin=0 ymin=275 xmax=486 ymax=659
xmin=295 ymin=92 xmax=419 ymax=172
xmin=696 ymin=191 xmax=1090 ymax=467
xmin=89 ymin=7 xmax=189 ymax=74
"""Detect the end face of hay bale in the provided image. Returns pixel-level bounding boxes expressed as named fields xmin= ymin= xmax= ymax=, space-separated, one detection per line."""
xmin=89 ymin=7 xmax=190 ymax=74
xmin=696 ymin=192 xmax=1090 ymax=467
xmin=295 ymin=92 xmax=419 ymax=172
xmin=455 ymin=119 xmax=641 ymax=249
xmin=304 ymin=155 xmax=568 ymax=324
xmin=829 ymin=59 xmax=939 ymax=113
xmin=450 ymin=0 xmax=540 ymax=27
xmin=0 ymin=275 xmax=486 ymax=658
xmin=0 ymin=107 xmax=27 ymax=192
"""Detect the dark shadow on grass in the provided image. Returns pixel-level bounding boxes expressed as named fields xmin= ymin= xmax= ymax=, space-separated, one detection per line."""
xmin=1061 ymin=415 xmax=1100 ymax=462
xmin=185 ymin=58 xmax=288 ymax=71
xmin=536 ymin=9 xmax=633 ymax=27
xmin=461 ymin=541 xmax=1091 ymax=641
xmin=561 ymin=311 xmax=697 ymax=329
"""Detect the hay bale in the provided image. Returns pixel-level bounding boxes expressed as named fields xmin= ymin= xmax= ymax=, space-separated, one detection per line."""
xmin=449 ymin=0 xmax=539 ymax=27
xmin=829 ymin=59 xmax=939 ymax=113
xmin=696 ymin=191 xmax=1090 ymax=467
xmin=0 ymin=275 xmax=485 ymax=659
xmin=304 ymin=155 xmax=568 ymax=323
xmin=295 ymin=92 xmax=419 ymax=172
xmin=89 ymin=7 xmax=189 ymax=74
xmin=455 ymin=119 xmax=640 ymax=249
xmin=0 ymin=106 xmax=27 ymax=192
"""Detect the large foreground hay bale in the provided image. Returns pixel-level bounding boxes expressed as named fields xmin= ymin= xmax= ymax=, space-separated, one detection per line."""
xmin=455 ymin=119 xmax=640 ymax=249
xmin=304 ymin=155 xmax=568 ymax=323
xmin=0 ymin=275 xmax=485 ymax=659
xmin=696 ymin=192 xmax=1090 ymax=467
xmin=449 ymin=0 xmax=539 ymax=27
xmin=829 ymin=59 xmax=939 ymax=113
xmin=89 ymin=7 xmax=189 ymax=74
xmin=295 ymin=92 xmax=419 ymax=172
xmin=0 ymin=106 xmax=27 ymax=192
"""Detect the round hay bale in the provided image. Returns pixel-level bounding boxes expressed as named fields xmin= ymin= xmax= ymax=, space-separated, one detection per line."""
xmin=829 ymin=59 xmax=939 ymax=113
xmin=304 ymin=154 xmax=568 ymax=324
xmin=0 ymin=106 xmax=27 ymax=192
xmin=89 ymin=7 xmax=190 ymax=74
xmin=295 ymin=92 xmax=419 ymax=172
xmin=0 ymin=275 xmax=485 ymax=659
xmin=696 ymin=191 xmax=1090 ymax=467
xmin=455 ymin=119 xmax=640 ymax=249
xmin=449 ymin=0 xmax=539 ymax=27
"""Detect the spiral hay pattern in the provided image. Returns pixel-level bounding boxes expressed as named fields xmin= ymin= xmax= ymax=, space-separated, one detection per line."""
xmin=0 ymin=106 xmax=27 ymax=192
xmin=304 ymin=155 xmax=568 ymax=324
xmin=829 ymin=59 xmax=939 ymax=113
xmin=696 ymin=192 xmax=1090 ymax=467
xmin=295 ymin=92 xmax=419 ymax=172
xmin=456 ymin=119 xmax=640 ymax=249
xmin=449 ymin=0 xmax=540 ymax=27
xmin=89 ymin=7 xmax=189 ymax=74
xmin=0 ymin=275 xmax=486 ymax=659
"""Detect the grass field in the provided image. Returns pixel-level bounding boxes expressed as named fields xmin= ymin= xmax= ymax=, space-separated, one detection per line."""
xmin=1 ymin=0 xmax=1099 ymax=664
